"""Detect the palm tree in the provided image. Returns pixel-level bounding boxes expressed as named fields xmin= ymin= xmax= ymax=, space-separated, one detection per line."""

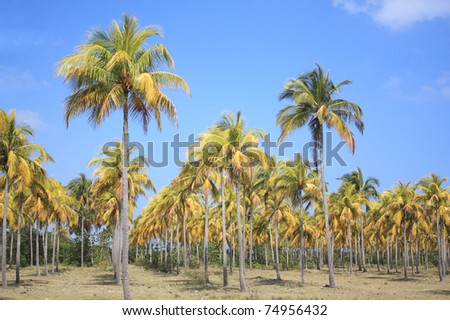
xmin=67 ymin=173 xmax=92 ymax=267
xmin=89 ymin=140 xmax=155 ymax=283
xmin=276 ymin=64 xmax=364 ymax=287
xmin=202 ymin=111 xmax=268 ymax=292
xmin=0 ymin=109 xmax=50 ymax=288
xmin=339 ymin=167 xmax=379 ymax=271
xmin=416 ymin=174 xmax=450 ymax=281
xmin=56 ymin=15 xmax=190 ymax=299
xmin=276 ymin=156 xmax=320 ymax=283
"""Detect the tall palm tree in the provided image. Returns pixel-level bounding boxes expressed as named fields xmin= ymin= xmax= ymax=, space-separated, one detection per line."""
xmin=0 ymin=109 xmax=50 ymax=288
xmin=276 ymin=64 xmax=364 ymax=287
xmin=416 ymin=173 xmax=450 ymax=281
xmin=67 ymin=173 xmax=92 ymax=267
xmin=339 ymin=167 xmax=379 ymax=271
xmin=56 ymin=15 xmax=189 ymax=299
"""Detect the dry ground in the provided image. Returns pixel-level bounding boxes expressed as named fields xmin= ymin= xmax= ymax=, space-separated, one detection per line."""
xmin=0 ymin=264 xmax=449 ymax=300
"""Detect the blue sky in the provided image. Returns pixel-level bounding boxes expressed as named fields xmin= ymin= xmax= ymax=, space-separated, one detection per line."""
xmin=1 ymin=0 xmax=450 ymax=216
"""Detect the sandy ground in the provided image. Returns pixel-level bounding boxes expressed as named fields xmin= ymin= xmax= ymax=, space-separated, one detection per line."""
xmin=0 ymin=264 xmax=449 ymax=300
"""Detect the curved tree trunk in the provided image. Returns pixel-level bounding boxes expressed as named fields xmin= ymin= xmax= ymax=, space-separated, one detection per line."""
xmin=319 ymin=130 xmax=336 ymax=288
xmin=1 ymin=176 xmax=9 ymax=288
xmin=15 ymin=196 xmax=23 ymax=284
xmin=121 ymin=104 xmax=131 ymax=300
xmin=235 ymin=182 xmax=246 ymax=292
xmin=220 ymin=169 xmax=228 ymax=287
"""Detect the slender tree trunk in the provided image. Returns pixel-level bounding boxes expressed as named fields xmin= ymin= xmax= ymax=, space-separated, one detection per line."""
xmin=425 ymin=236 xmax=429 ymax=271
xmin=1 ymin=176 xmax=9 ymax=288
xmin=56 ymin=221 xmax=60 ymax=272
xmin=220 ymin=169 xmax=228 ymax=287
xmin=44 ymin=217 xmax=49 ymax=276
xmin=15 ymin=196 xmax=23 ymax=284
xmin=435 ymin=210 xmax=443 ymax=281
xmin=121 ymin=103 xmax=132 ymax=300
xmin=203 ymin=203 xmax=209 ymax=283
xmin=35 ymin=219 xmax=40 ymax=276
xmin=348 ymin=221 xmax=353 ymax=273
xmin=273 ymin=208 xmax=281 ymax=281
xmin=415 ymin=237 xmax=419 ymax=274
xmin=403 ymin=222 xmax=408 ymax=279
xmin=164 ymin=228 xmax=168 ymax=269
xmin=230 ymin=222 xmax=234 ymax=274
xmin=440 ymin=223 xmax=446 ymax=277
xmin=235 ymin=182 xmax=246 ymax=292
xmin=319 ymin=131 xmax=336 ymax=288
xmin=299 ymin=195 xmax=305 ymax=284
xmin=182 ymin=214 xmax=187 ymax=272
xmin=52 ymin=225 xmax=56 ymax=273
xmin=376 ymin=237 xmax=380 ymax=272
xmin=170 ymin=226 xmax=173 ymax=273
xmin=395 ymin=237 xmax=399 ymax=273
xmin=360 ymin=216 xmax=367 ymax=272
xmin=386 ymin=233 xmax=391 ymax=274
xmin=264 ymin=243 xmax=268 ymax=267
xmin=249 ymin=207 xmax=253 ymax=270
xmin=112 ymin=224 xmax=121 ymax=285
xmin=315 ymin=234 xmax=320 ymax=270
xmin=176 ymin=220 xmax=180 ymax=275
xmin=81 ymin=209 xmax=84 ymax=268
xmin=410 ymin=240 xmax=415 ymax=276
xmin=9 ymin=233 xmax=14 ymax=269
xmin=30 ymin=225 xmax=33 ymax=267
xmin=268 ymin=224 xmax=275 ymax=268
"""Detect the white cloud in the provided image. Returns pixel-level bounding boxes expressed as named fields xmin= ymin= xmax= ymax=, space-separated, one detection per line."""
xmin=333 ymin=0 xmax=450 ymax=29
xmin=9 ymin=109 xmax=47 ymax=131
xmin=0 ymin=66 xmax=37 ymax=91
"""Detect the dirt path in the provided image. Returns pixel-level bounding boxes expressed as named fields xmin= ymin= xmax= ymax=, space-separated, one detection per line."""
xmin=0 ymin=265 xmax=449 ymax=300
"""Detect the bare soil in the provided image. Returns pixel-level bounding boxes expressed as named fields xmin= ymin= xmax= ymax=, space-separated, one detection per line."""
xmin=0 ymin=265 xmax=449 ymax=300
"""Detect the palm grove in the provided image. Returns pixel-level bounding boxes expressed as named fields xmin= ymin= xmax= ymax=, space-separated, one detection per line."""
xmin=0 ymin=16 xmax=448 ymax=299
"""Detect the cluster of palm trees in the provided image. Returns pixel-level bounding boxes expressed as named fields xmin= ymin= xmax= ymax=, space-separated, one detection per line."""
xmin=1 ymin=15 xmax=448 ymax=301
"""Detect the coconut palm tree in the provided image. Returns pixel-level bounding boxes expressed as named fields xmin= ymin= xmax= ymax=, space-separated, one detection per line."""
xmin=339 ymin=167 xmax=379 ymax=271
xmin=89 ymin=140 xmax=155 ymax=283
xmin=0 ymin=109 xmax=51 ymax=288
xmin=276 ymin=156 xmax=320 ymax=283
xmin=56 ymin=15 xmax=189 ymax=299
xmin=67 ymin=173 xmax=92 ymax=267
xmin=416 ymin=174 xmax=450 ymax=281
xmin=276 ymin=64 xmax=364 ymax=287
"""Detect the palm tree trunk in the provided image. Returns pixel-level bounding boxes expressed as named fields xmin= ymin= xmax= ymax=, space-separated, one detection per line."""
xmin=348 ymin=221 xmax=353 ymax=273
xmin=315 ymin=234 xmax=320 ymax=270
xmin=56 ymin=221 xmax=60 ymax=272
xmin=170 ymin=225 xmax=173 ymax=273
xmin=164 ymin=228 xmax=168 ymax=269
xmin=264 ymin=243 xmax=268 ymax=267
xmin=268 ymin=224 xmax=275 ymax=268
xmin=51 ymin=225 xmax=56 ymax=273
xmin=249 ymin=207 xmax=253 ymax=270
xmin=9 ymin=233 xmax=14 ymax=269
xmin=44 ymin=216 xmax=49 ymax=276
xmin=299 ymin=193 xmax=305 ymax=284
xmin=230 ymin=221 xmax=234 ymax=274
xmin=360 ymin=216 xmax=367 ymax=272
xmin=29 ymin=225 xmax=33 ymax=267
xmin=220 ymin=169 xmax=228 ymax=287
xmin=376 ymin=237 xmax=380 ymax=272
xmin=1 ymin=176 xmax=9 ymax=288
xmin=440 ymin=223 xmax=446 ymax=277
xmin=15 ymin=196 xmax=23 ymax=284
xmin=435 ymin=210 xmax=443 ymax=281
xmin=235 ymin=182 xmax=246 ymax=292
xmin=176 ymin=220 xmax=180 ymax=275
xmin=410 ymin=240 xmax=415 ymax=276
xmin=403 ymin=222 xmax=408 ymax=279
xmin=81 ymin=209 xmax=84 ymax=268
xmin=425 ymin=236 xmax=429 ymax=271
xmin=273 ymin=208 xmax=281 ymax=281
xmin=35 ymin=219 xmax=40 ymax=276
xmin=318 ymin=132 xmax=336 ymax=288
xmin=203 ymin=204 xmax=209 ymax=283
xmin=395 ymin=237 xmax=399 ymax=273
xmin=182 ymin=214 xmax=187 ymax=272
xmin=121 ymin=103 xmax=132 ymax=300
xmin=415 ymin=237 xmax=419 ymax=274
xmin=386 ymin=233 xmax=391 ymax=274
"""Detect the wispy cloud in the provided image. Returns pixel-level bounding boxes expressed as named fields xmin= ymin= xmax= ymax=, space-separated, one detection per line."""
xmin=333 ymin=0 xmax=450 ymax=29
xmin=9 ymin=109 xmax=47 ymax=131
xmin=384 ymin=72 xmax=450 ymax=102
xmin=0 ymin=66 xmax=37 ymax=91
